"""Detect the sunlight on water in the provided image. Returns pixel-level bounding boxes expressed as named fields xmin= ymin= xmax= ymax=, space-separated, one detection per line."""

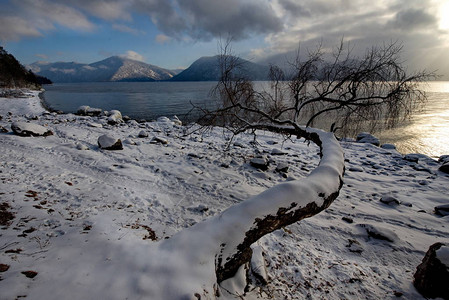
xmin=377 ymin=81 xmax=449 ymax=158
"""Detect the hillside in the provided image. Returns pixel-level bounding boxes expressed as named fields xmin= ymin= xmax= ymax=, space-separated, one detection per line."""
xmin=0 ymin=46 xmax=47 ymax=89
xmin=171 ymin=55 xmax=270 ymax=81
xmin=29 ymin=56 xmax=177 ymax=83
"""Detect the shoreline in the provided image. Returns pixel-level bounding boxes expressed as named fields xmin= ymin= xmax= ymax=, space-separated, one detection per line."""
xmin=0 ymin=91 xmax=448 ymax=299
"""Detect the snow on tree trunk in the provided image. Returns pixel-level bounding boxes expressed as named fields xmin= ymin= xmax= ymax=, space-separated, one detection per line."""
xmin=156 ymin=126 xmax=345 ymax=297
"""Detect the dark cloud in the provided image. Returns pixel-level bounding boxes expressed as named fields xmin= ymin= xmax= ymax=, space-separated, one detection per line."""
xmin=175 ymin=0 xmax=283 ymax=40
xmin=389 ymin=9 xmax=438 ymax=30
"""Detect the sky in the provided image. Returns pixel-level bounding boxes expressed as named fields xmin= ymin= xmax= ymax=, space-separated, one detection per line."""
xmin=0 ymin=0 xmax=449 ymax=78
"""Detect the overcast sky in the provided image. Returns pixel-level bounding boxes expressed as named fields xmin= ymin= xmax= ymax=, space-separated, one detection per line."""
xmin=1 ymin=0 xmax=448 ymax=78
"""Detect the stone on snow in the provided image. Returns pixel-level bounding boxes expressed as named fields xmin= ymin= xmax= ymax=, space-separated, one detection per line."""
xmin=434 ymin=204 xmax=449 ymax=216
xmin=271 ymin=148 xmax=287 ymax=155
xmin=414 ymin=243 xmax=449 ymax=299
xmin=356 ymin=132 xmax=380 ymax=146
xmin=380 ymin=196 xmax=400 ymax=206
xmin=275 ymin=163 xmax=289 ymax=173
xmin=250 ymin=156 xmax=269 ymax=171
xmin=381 ymin=143 xmax=396 ymax=150
xmin=98 ymin=134 xmax=123 ymax=150
xmin=138 ymin=130 xmax=149 ymax=138
xmin=150 ymin=136 xmax=168 ymax=145
xmin=439 ymin=163 xmax=449 ymax=174
xmin=107 ymin=110 xmax=123 ymax=125
xmin=11 ymin=121 xmax=53 ymax=137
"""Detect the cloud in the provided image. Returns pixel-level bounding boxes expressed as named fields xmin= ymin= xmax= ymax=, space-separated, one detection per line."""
xmin=120 ymin=50 xmax=145 ymax=62
xmin=155 ymin=34 xmax=170 ymax=44
xmin=175 ymin=0 xmax=283 ymax=40
xmin=0 ymin=16 xmax=42 ymax=41
xmin=35 ymin=53 xmax=48 ymax=60
xmin=112 ymin=24 xmax=144 ymax=35
xmin=72 ymin=0 xmax=132 ymax=21
xmin=15 ymin=0 xmax=95 ymax=31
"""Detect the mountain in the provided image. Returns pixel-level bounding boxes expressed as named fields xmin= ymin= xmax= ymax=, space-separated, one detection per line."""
xmin=28 ymin=56 xmax=177 ymax=83
xmin=170 ymin=55 xmax=270 ymax=81
xmin=0 ymin=46 xmax=47 ymax=89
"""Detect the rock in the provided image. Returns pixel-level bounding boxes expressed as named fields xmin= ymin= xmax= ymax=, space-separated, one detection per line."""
xmin=271 ymin=148 xmax=287 ymax=155
xmin=188 ymin=153 xmax=203 ymax=159
xmin=107 ymin=110 xmax=123 ymax=125
xmin=435 ymin=204 xmax=449 ymax=216
xmin=358 ymin=224 xmax=398 ymax=243
xmin=250 ymin=157 xmax=269 ymax=171
xmin=150 ymin=136 xmax=168 ymax=145
xmin=439 ymin=155 xmax=449 ymax=164
xmin=123 ymin=138 xmax=138 ymax=145
xmin=157 ymin=116 xmax=171 ymax=123
xmin=138 ymin=130 xmax=149 ymax=138
xmin=439 ymin=163 xmax=449 ymax=174
xmin=11 ymin=122 xmax=53 ymax=137
xmin=76 ymin=105 xmax=90 ymax=115
xmin=381 ymin=143 xmax=396 ymax=150
xmin=171 ymin=115 xmax=182 ymax=126
xmin=77 ymin=105 xmax=102 ymax=116
xmin=346 ymin=239 xmax=363 ymax=253
xmin=98 ymin=134 xmax=123 ymax=150
xmin=348 ymin=166 xmax=364 ymax=172
xmin=356 ymin=132 xmax=380 ymax=146
xmin=76 ymin=143 xmax=89 ymax=150
xmin=414 ymin=243 xmax=449 ymax=299
xmin=275 ymin=163 xmax=289 ymax=173
xmin=88 ymin=122 xmax=103 ymax=128
xmin=0 ymin=125 xmax=8 ymax=133
xmin=21 ymin=270 xmax=38 ymax=278
xmin=380 ymin=196 xmax=400 ymax=206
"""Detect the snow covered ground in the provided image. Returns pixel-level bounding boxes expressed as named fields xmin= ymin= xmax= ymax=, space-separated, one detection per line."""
xmin=0 ymin=90 xmax=448 ymax=299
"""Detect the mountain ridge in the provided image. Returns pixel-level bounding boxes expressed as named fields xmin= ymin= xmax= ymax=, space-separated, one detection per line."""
xmin=170 ymin=55 xmax=270 ymax=81
xmin=29 ymin=55 xmax=270 ymax=83
xmin=28 ymin=56 xmax=178 ymax=83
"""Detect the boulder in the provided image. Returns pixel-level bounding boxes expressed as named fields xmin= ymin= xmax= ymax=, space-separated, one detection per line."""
xmin=439 ymin=155 xmax=449 ymax=164
xmin=439 ymin=163 xmax=449 ymax=174
xmin=358 ymin=224 xmax=398 ymax=243
xmin=356 ymin=132 xmax=380 ymax=146
xmin=435 ymin=204 xmax=449 ymax=216
xmin=271 ymin=148 xmax=287 ymax=155
xmin=11 ymin=122 xmax=53 ymax=137
xmin=250 ymin=157 xmax=269 ymax=171
xmin=157 ymin=116 xmax=171 ymax=123
xmin=138 ymin=130 xmax=149 ymax=138
xmin=0 ymin=125 xmax=8 ymax=133
xmin=77 ymin=105 xmax=102 ymax=116
xmin=381 ymin=143 xmax=396 ymax=150
xmin=150 ymin=136 xmax=168 ymax=145
xmin=275 ymin=163 xmax=289 ymax=173
xmin=380 ymin=196 xmax=400 ymax=206
xmin=98 ymin=134 xmax=123 ymax=150
xmin=170 ymin=115 xmax=182 ymax=126
xmin=107 ymin=110 xmax=123 ymax=125
xmin=414 ymin=243 xmax=449 ymax=299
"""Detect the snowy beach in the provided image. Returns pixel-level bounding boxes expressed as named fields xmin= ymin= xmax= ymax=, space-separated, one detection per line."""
xmin=0 ymin=90 xmax=448 ymax=299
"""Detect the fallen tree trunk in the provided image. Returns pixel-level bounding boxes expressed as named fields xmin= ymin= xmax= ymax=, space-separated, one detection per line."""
xmin=158 ymin=126 xmax=345 ymax=298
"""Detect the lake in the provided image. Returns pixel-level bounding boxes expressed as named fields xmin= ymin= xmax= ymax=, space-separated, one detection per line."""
xmin=42 ymin=81 xmax=449 ymax=158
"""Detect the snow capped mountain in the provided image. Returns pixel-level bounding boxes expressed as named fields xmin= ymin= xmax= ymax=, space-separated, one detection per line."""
xmin=28 ymin=56 xmax=178 ymax=83
xmin=170 ymin=55 xmax=270 ymax=81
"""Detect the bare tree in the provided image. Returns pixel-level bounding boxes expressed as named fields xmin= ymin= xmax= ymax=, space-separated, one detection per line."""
xmin=203 ymin=40 xmax=434 ymax=137
xmin=143 ymin=40 xmax=434 ymax=298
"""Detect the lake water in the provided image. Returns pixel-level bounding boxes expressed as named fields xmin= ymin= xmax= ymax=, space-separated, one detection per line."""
xmin=42 ymin=81 xmax=449 ymax=158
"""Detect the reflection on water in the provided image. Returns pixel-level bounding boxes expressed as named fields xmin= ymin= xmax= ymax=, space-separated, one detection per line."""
xmin=377 ymin=82 xmax=449 ymax=158
xmin=43 ymin=81 xmax=449 ymax=158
